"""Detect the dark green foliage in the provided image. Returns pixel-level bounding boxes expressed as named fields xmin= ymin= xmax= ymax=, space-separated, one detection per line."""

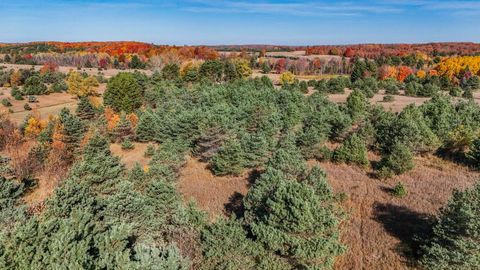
xmin=299 ymin=80 xmax=308 ymax=93
xmin=418 ymin=83 xmax=440 ymax=97
xmin=383 ymin=94 xmax=394 ymax=102
xmin=346 ymin=89 xmax=368 ymax=121
xmin=243 ymin=164 xmax=345 ymax=269
xmin=462 ymin=88 xmax=473 ymax=99
xmin=59 ymin=108 xmax=85 ymax=149
xmin=128 ymin=55 xmax=146 ymax=69
xmin=23 ymin=75 xmax=47 ymax=95
xmin=28 ymin=95 xmax=38 ymax=103
xmin=104 ymin=72 xmax=143 ymax=113
xmin=201 ymin=217 xmax=263 ymax=270
xmin=405 ymin=81 xmax=423 ymax=96
xmin=121 ymin=138 xmax=134 ymax=150
xmin=448 ymin=86 xmax=462 ymax=97
xmin=391 ymin=182 xmax=407 ymax=197
xmin=376 ymin=104 xmax=440 ymax=154
xmin=385 ymin=82 xmax=399 ymax=95
xmin=51 ymin=80 xmax=68 ymax=92
xmin=377 ymin=142 xmax=414 ymax=179
xmin=199 ymin=60 xmax=224 ymax=82
xmin=333 ymin=133 xmax=369 ymax=167
xmin=144 ymin=144 xmax=156 ymax=157
xmin=11 ymin=86 xmax=23 ymax=100
xmin=1 ymin=98 xmax=12 ymax=107
xmin=351 ymin=59 xmax=366 ymax=82
xmin=419 ymin=183 xmax=480 ymax=269
xmin=469 ymin=138 xmax=480 ymax=166
xmin=162 ymin=63 xmax=180 ymax=81
xmin=136 ymin=109 xmax=160 ymax=142
xmin=261 ymin=61 xmax=271 ymax=74
xmin=211 ymin=138 xmax=245 ymax=176
xmin=75 ymin=96 xmax=96 ymax=120
xmin=23 ymin=103 xmax=31 ymax=111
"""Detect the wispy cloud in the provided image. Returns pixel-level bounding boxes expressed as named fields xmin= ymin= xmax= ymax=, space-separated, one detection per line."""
xmin=183 ymin=1 xmax=403 ymax=17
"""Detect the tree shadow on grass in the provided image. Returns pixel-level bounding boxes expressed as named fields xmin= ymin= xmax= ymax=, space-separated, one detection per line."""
xmin=224 ymin=192 xmax=245 ymax=218
xmin=372 ymin=202 xmax=434 ymax=263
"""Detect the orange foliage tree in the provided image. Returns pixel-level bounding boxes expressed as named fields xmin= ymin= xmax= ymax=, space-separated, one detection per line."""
xmin=397 ymin=66 xmax=413 ymax=82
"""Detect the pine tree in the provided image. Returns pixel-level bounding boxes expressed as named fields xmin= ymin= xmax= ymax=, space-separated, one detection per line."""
xmin=333 ymin=133 xmax=369 ymax=167
xmin=104 ymin=73 xmax=142 ymax=113
xmin=243 ymin=165 xmax=345 ymax=269
xmin=420 ymin=183 xmax=480 ymax=269
xmin=75 ymin=97 xmax=96 ymax=120
xmin=211 ymin=138 xmax=245 ymax=176
xmin=113 ymin=113 xmax=134 ymax=142
xmin=135 ymin=109 xmax=159 ymax=142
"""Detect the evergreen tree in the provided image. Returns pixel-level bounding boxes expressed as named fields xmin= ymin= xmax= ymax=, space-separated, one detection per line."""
xmin=243 ymin=166 xmax=345 ymax=269
xmin=113 ymin=113 xmax=135 ymax=142
xmin=211 ymin=138 xmax=245 ymax=176
xmin=162 ymin=63 xmax=180 ymax=81
xmin=136 ymin=109 xmax=160 ymax=142
xmin=420 ymin=183 xmax=480 ymax=269
xmin=75 ymin=96 xmax=96 ymax=120
xmin=346 ymin=89 xmax=368 ymax=122
xmin=333 ymin=133 xmax=369 ymax=167
xmin=104 ymin=72 xmax=143 ymax=113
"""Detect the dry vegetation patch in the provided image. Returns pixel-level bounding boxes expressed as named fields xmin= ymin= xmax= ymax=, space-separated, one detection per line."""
xmin=312 ymin=156 xmax=480 ymax=270
xmin=178 ymin=156 xmax=252 ymax=219
xmin=109 ymin=142 xmax=152 ymax=169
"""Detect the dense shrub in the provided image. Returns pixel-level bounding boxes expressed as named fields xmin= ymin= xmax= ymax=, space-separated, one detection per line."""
xmin=391 ymin=182 xmax=407 ymax=197
xmin=376 ymin=142 xmax=414 ymax=179
xmin=243 ymin=165 xmax=345 ymax=269
xmin=346 ymin=89 xmax=368 ymax=121
xmin=104 ymin=72 xmax=142 ymax=113
xmin=469 ymin=137 xmax=480 ymax=165
xmin=23 ymin=75 xmax=47 ymax=95
xmin=419 ymin=183 xmax=480 ymax=269
xmin=405 ymin=81 xmax=423 ymax=96
xmin=333 ymin=133 xmax=369 ymax=167
xmin=210 ymin=138 xmax=245 ymax=176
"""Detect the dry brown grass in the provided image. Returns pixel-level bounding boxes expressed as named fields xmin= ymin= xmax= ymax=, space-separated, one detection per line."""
xmin=310 ymin=156 xmax=480 ymax=270
xmin=177 ymin=152 xmax=479 ymax=269
xmin=177 ymin=156 xmax=251 ymax=220
xmin=109 ymin=142 xmax=152 ymax=169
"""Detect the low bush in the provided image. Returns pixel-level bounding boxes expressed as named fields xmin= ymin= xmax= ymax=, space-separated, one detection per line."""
xmin=23 ymin=103 xmax=31 ymax=111
xmin=392 ymin=182 xmax=407 ymax=197
xmin=383 ymin=94 xmax=394 ymax=102
xmin=1 ymin=98 xmax=12 ymax=107
xmin=121 ymin=139 xmax=134 ymax=150
xmin=144 ymin=144 xmax=156 ymax=157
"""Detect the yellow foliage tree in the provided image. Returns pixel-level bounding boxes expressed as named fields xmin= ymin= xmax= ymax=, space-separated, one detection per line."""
xmin=416 ymin=70 xmax=426 ymax=79
xmin=10 ymin=71 xmax=21 ymax=86
xmin=280 ymin=71 xmax=295 ymax=86
xmin=436 ymin=56 xmax=480 ymax=78
xmin=67 ymin=71 xmax=83 ymax=96
xmin=24 ymin=116 xmax=46 ymax=138
xmin=233 ymin=58 xmax=252 ymax=78
xmin=81 ymin=76 xmax=99 ymax=96
xmin=67 ymin=71 xmax=99 ymax=97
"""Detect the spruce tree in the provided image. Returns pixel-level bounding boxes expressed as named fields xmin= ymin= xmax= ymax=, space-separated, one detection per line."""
xmin=75 ymin=96 xmax=96 ymax=120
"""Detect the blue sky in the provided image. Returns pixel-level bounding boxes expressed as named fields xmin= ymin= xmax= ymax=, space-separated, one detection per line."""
xmin=1 ymin=0 xmax=479 ymax=45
